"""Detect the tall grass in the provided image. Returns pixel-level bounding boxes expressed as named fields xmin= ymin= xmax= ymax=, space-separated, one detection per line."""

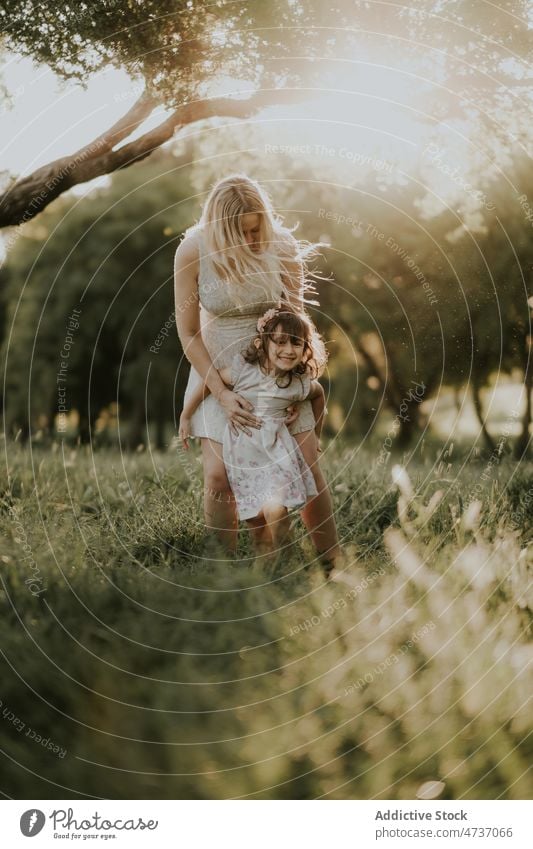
xmin=0 ymin=439 xmax=531 ymax=799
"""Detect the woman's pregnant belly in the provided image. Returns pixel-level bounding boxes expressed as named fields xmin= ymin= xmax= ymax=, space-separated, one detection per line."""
xmin=200 ymin=311 xmax=259 ymax=368
xmin=184 ymin=310 xmax=316 ymax=442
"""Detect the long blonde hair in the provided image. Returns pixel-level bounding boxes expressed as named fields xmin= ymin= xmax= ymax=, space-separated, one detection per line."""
xmin=187 ymin=173 xmax=321 ymax=306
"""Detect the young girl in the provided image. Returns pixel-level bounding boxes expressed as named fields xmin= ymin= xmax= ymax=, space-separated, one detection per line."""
xmin=179 ymin=305 xmax=328 ymax=560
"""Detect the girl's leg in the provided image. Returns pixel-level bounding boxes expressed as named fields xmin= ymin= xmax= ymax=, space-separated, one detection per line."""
xmin=200 ymin=438 xmax=238 ymax=554
xmin=293 ymin=430 xmax=342 ymax=566
xmin=262 ymin=501 xmax=291 ymax=550
xmin=246 ymin=513 xmax=272 ymax=555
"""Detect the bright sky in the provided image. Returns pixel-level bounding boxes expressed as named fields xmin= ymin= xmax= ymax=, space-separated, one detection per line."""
xmin=0 ymin=46 xmax=512 ymax=232
xmin=0 ymin=54 xmax=170 ymax=179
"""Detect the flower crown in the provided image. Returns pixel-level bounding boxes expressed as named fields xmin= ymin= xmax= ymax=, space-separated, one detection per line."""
xmin=256 ymin=306 xmax=280 ymax=333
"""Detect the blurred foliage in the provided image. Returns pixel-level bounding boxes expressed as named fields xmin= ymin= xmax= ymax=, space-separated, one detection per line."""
xmin=309 ymin=156 xmax=533 ymax=450
xmin=0 ymin=0 xmax=331 ymax=103
xmin=1 ymin=139 xmax=532 ymax=450
xmin=0 ymin=440 xmax=531 ymax=798
xmin=0 ymin=1 xmax=530 ymax=141
xmin=185 ymin=134 xmax=533 ymax=450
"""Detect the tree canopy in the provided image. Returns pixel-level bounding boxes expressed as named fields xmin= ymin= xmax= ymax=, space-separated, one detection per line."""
xmin=0 ymin=0 xmax=531 ymax=226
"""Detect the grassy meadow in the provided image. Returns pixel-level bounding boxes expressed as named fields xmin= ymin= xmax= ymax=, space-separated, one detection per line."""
xmin=0 ymin=436 xmax=532 ymax=800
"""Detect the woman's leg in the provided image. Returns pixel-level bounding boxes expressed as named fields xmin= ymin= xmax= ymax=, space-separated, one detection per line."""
xmin=293 ymin=430 xmax=342 ymax=564
xmin=201 ymin=438 xmax=238 ymax=554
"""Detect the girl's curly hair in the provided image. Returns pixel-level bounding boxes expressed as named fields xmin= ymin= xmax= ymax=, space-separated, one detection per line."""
xmin=243 ymin=304 xmax=328 ymax=388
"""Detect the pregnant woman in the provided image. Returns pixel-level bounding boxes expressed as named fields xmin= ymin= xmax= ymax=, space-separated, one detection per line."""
xmin=173 ymin=173 xmax=341 ymax=571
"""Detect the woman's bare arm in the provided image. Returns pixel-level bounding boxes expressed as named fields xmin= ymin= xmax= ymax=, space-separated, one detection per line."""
xmin=174 ymin=235 xmax=261 ymax=433
xmin=179 ymin=367 xmax=235 ymax=448
xmin=181 ymin=366 xmax=233 ymax=419
xmin=174 ymin=236 xmax=227 ymax=399
xmin=181 ymin=380 xmax=211 ymax=420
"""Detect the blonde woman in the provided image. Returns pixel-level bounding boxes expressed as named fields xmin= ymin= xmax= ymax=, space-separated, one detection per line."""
xmin=174 ymin=174 xmax=341 ymax=571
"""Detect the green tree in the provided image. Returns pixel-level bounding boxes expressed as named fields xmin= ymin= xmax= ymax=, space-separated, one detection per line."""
xmin=1 ymin=151 xmax=195 ymax=447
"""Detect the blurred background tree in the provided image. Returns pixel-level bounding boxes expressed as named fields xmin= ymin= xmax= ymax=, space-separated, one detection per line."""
xmin=1 ymin=149 xmax=196 ymax=448
xmin=2 ymin=141 xmax=532 ymax=453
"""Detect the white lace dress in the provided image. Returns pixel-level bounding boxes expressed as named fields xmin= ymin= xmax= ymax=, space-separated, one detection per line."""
xmin=222 ymin=353 xmax=318 ymax=520
xmin=182 ymin=229 xmax=316 ymax=443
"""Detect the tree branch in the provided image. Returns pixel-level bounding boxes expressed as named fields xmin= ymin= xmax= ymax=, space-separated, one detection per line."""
xmin=0 ymin=87 xmax=304 ymax=229
xmin=75 ymin=89 xmax=158 ymax=158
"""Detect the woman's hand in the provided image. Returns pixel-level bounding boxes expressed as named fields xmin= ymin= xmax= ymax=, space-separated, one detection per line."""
xmin=219 ymin=388 xmax=262 ymax=436
xmin=284 ymin=404 xmax=300 ymax=427
xmin=179 ymin=412 xmax=192 ymax=449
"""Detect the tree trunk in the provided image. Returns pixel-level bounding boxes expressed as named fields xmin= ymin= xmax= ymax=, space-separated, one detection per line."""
xmin=0 ymin=88 xmax=307 ymax=228
xmin=155 ymin=416 xmax=166 ymax=452
xmin=126 ymin=398 xmax=147 ymax=451
xmin=396 ymin=400 xmax=424 ymax=449
xmin=453 ymin=385 xmax=462 ymax=414
xmin=471 ymin=379 xmax=495 ymax=452
xmin=514 ymin=361 xmax=532 ymax=458
xmin=12 ymin=418 xmax=31 ymax=444
xmin=77 ymin=414 xmax=91 ymax=445
xmin=351 ymin=333 xmax=428 ymax=448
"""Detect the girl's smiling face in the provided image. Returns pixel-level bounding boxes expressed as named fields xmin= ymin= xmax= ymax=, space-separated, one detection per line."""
xmin=266 ymin=324 xmax=306 ymax=374
xmin=246 ymin=305 xmax=325 ymax=383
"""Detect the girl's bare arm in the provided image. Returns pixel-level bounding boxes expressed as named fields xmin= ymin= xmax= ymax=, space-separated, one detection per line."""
xmin=218 ymin=367 xmax=233 ymax=386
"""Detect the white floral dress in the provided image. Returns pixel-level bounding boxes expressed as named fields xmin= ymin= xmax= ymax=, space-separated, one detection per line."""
xmin=222 ymin=353 xmax=318 ymax=520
